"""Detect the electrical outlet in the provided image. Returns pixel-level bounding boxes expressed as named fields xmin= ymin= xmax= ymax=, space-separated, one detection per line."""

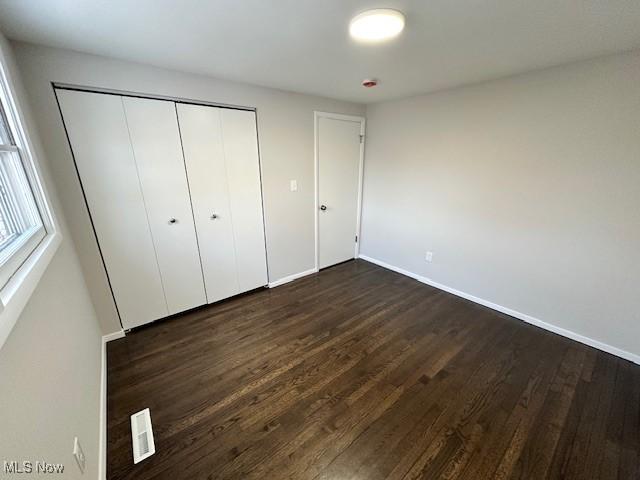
xmin=290 ymin=179 xmax=298 ymax=192
xmin=73 ymin=437 xmax=85 ymax=473
xmin=425 ymin=251 xmax=433 ymax=262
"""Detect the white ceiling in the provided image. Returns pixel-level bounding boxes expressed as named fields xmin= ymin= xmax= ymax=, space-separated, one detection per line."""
xmin=0 ymin=0 xmax=639 ymax=103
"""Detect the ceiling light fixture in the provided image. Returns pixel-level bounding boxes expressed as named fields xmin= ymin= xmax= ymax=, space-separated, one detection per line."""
xmin=349 ymin=9 xmax=405 ymax=42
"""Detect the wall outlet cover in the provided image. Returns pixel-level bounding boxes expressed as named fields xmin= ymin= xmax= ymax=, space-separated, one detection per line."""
xmin=425 ymin=251 xmax=433 ymax=262
xmin=73 ymin=437 xmax=85 ymax=473
xmin=290 ymin=179 xmax=298 ymax=192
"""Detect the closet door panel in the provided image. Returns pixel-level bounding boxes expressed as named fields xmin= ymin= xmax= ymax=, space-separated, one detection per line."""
xmin=123 ymin=97 xmax=206 ymax=314
xmin=176 ymin=104 xmax=240 ymax=303
xmin=221 ymin=109 xmax=268 ymax=291
xmin=56 ymin=90 xmax=168 ymax=328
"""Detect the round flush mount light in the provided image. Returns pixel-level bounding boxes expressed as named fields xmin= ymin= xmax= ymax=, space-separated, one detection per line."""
xmin=349 ymin=9 xmax=405 ymax=42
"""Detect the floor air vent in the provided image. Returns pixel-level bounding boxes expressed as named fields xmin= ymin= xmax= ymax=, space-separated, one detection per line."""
xmin=130 ymin=408 xmax=155 ymax=464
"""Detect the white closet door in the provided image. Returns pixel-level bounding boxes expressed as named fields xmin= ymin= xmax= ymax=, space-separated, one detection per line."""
xmin=57 ymin=90 xmax=168 ymax=328
xmin=176 ymin=104 xmax=240 ymax=303
xmin=122 ymin=97 xmax=206 ymax=314
xmin=220 ymin=109 xmax=268 ymax=291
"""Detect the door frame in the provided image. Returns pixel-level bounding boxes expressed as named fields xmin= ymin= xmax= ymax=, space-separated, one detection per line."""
xmin=313 ymin=111 xmax=366 ymax=271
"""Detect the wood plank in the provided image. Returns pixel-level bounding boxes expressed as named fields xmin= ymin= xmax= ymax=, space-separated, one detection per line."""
xmin=106 ymin=259 xmax=640 ymax=479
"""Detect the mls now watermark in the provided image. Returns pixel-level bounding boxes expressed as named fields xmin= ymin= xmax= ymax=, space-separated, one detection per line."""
xmin=4 ymin=460 xmax=64 ymax=474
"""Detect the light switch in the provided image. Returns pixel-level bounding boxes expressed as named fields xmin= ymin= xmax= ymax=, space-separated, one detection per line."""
xmin=290 ymin=180 xmax=298 ymax=192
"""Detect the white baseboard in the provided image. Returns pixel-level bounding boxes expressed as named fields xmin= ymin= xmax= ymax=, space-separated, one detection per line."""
xmin=268 ymin=268 xmax=318 ymax=288
xmin=99 ymin=330 xmax=124 ymax=479
xmin=358 ymin=254 xmax=640 ymax=365
xmin=102 ymin=330 xmax=125 ymax=343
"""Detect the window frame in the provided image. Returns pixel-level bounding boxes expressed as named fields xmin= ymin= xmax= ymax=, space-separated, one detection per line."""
xmin=0 ymin=144 xmax=47 ymax=286
xmin=0 ymin=41 xmax=61 ymax=349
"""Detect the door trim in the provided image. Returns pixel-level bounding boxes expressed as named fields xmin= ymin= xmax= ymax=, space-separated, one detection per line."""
xmin=313 ymin=111 xmax=366 ymax=271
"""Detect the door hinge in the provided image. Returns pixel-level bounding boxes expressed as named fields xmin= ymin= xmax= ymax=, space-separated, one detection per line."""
xmin=359 ymin=134 xmax=364 ymax=143
xmin=355 ymin=235 xmax=358 ymax=242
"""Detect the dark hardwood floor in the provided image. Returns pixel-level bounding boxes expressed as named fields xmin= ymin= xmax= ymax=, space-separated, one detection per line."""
xmin=107 ymin=259 xmax=640 ymax=479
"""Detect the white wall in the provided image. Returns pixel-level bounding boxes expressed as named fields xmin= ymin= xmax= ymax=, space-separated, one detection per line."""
xmin=361 ymin=50 xmax=640 ymax=360
xmin=12 ymin=41 xmax=365 ymax=335
xmin=0 ymin=33 xmax=103 ymax=479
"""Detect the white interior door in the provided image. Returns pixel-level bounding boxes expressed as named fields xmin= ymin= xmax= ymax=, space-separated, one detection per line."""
xmin=317 ymin=115 xmax=363 ymax=269
xmin=220 ymin=108 xmax=268 ymax=292
xmin=57 ymin=90 xmax=168 ymax=328
xmin=123 ymin=97 xmax=206 ymax=314
xmin=176 ymin=104 xmax=240 ymax=303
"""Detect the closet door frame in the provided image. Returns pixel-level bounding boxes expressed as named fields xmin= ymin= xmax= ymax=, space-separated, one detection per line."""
xmin=313 ymin=111 xmax=366 ymax=272
xmin=54 ymin=83 xmax=268 ymax=329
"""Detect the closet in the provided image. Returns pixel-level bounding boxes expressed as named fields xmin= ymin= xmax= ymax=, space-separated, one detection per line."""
xmin=56 ymin=89 xmax=268 ymax=329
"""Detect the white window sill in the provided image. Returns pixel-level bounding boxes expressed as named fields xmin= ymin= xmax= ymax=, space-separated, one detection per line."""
xmin=0 ymin=225 xmax=46 ymax=287
xmin=0 ymin=231 xmax=62 ymax=349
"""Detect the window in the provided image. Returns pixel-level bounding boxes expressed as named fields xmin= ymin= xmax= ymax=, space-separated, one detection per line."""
xmin=0 ymin=105 xmax=45 ymax=275
xmin=0 ymin=73 xmax=46 ymax=288
xmin=0 ymin=42 xmax=60 ymax=349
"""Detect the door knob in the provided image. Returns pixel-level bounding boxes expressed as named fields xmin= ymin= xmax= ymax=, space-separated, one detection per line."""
xmin=320 ymin=205 xmax=327 ymax=211
xmin=168 ymin=218 xmax=177 ymax=224
xmin=211 ymin=213 xmax=219 ymax=219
